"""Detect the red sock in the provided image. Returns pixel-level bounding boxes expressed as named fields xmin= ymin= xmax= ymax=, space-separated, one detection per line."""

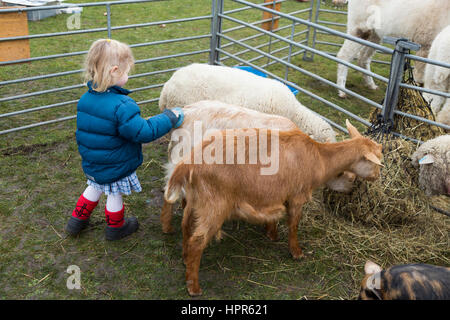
xmin=105 ymin=205 xmax=124 ymax=228
xmin=72 ymin=194 xmax=98 ymax=220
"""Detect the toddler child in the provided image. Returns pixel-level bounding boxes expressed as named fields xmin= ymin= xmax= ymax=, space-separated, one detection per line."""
xmin=66 ymin=39 xmax=183 ymax=240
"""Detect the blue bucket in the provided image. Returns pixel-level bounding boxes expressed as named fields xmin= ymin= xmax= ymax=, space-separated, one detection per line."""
xmin=233 ymin=66 xmax=299 ymax=96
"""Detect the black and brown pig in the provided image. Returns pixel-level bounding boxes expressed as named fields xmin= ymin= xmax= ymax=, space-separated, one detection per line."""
xmin=359 ymin=261 xmax=450 ymax=300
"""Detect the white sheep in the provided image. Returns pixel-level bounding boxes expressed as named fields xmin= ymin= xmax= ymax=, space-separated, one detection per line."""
xmin=159 ymin=63 xmax=337 ymax=143
xmin=411 ymin=134 xmax=450 ymax=196
xmin=423 ymin=25 xmax=450 ymax=126
xmin=336 ymin=0 xmax=450 ymax=98
xmin=160 ymin=100 xmax=356 ymax=234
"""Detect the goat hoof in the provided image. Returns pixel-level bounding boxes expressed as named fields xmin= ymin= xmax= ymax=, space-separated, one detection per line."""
xmin=162 ymin=225 xmax=175 ymax=234
xmin=266 ymin=231 xmax=279 ymax=241
xmin=338 ymin=91 xmax=347 ymax=98
xmin=369 ymin=85 xmax=378 ymax=90
xmin=290 ymin=248 xmax=305 ymax=260
xmin=186 ymin=280 xmax=202 ymax=296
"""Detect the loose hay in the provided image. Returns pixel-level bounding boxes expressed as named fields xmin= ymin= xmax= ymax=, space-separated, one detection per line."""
xmin=301 ymin=191 xmax=449 ymax=298
xmin=323 ymin=138 xmax=431 ymax=226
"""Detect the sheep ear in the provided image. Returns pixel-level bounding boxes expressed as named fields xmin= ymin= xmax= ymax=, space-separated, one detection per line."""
xmin=364 ymin=152 xmax=383 ymax=166
xmin=418 ymin=154 xmax=435 ymax=165
xmin=364 ymin=260 xmax=382 ymax=275
xmin=346 ymin=119 xmax=361 ymax=138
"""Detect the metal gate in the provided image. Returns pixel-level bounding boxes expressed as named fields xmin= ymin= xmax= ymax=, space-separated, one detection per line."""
xmin=1 ymin=0 xmax=449 ymax=139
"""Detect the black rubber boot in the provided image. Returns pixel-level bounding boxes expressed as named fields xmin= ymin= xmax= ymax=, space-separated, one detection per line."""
xmin=66 ymin=216 xmax=90 ymax=235
xmin=105 ymin=216 xmax=139 ymax=241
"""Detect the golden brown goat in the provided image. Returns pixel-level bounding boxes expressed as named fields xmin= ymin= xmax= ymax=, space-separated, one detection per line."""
xmin=161 ymin=100 xmax=356 ymax=236
xmin=164 ymin=120 xmax=383 ymax=296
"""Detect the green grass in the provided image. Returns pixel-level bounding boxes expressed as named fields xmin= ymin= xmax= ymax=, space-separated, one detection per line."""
xmin=0 ymin=0 xmax=448 ymax=300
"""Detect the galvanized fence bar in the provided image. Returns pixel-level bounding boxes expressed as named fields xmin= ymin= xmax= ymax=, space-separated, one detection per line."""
xmin=307 ymin=0 xmax=320 ymax=61
xmin=0 ymin=69 xmax=84 ymax=86
xmin=309 ymin=0 xmax=391 ymax=66
xmin=393 ymin=110 xmax=450 ymax=131
xmin=301 ymin=0 xmax=314 ymax=61
xmin=222 ymin=23 xmax=307 ymax=49
xmin=216 ymin=51 xmax=356 ymax=133
xmin=216 ymin=45 xmax=444 ymax=138
xmin=210 ymin=0 xmax=224 ymax=65
xmin=221 ymin=29 xmax=307 ymax=65
xmin=0 ymin=116 xmax=77 ymax=135
xmin=382 ymin=38 xmax=421 ymax=127
xmin=0 ymin=100 xmax=78 ymax=119
xmin=0 ymin=15 xmax=212 ymax=43
xmin=405 ymin=53 xmax=450 ymax=68
xmin=219 ymin=13 xmax=389 ymax=84
xmin=232 ymin=0 xmax=393 ymax=53
xmin=0 ymin=68 xmax=180 ymax=120
xmin=223 ymin=1 xmax=449 ymax=137
xmin=318 ymin=8 xmax=347 ymax=15
xmin=261 ymin=48 xmax=305 ymax=69
xmin=398 ymin=83 xmax=450 ymax=99
xmin=0 ymin=17 xmax=212 ymax=66
xmin=223 ymin=0 xmax=286 ymax=15
xmin=106 ymin=4 xmax=112 ymax=39
xmin=0 ymin=50 xmax=88 ymax=66
xmin=217 ymin=32 xmax=383 ymax=110
xmin=221 ymin=8 xmax=308 ymax=40
xmin=285 ymin=21 xmax=295 ymax=81
xmin=0 ymin=49 xmax=209 ymax=103
xmin=1 ymin=0 xmax=448 ymax=139
xmin=0 ymin=0 xmax=214 ymax=135
xmin=0 ymin=35 xmax=211 ymax=86
xmin=0 ymin=0 xmax=164 ymax=13
xmin=0 ymin=84 xmax=85 ymax=103
xmin=221 ymin=14 xmax=309 ymax=67
xmin=252 ymin=43 xmax=306 ymax=67
xmin=0 ymin=27 xmax=108 ymax=42
xmin=319 ymin=50 xmax=390 ymax=65
xmin=316 ymin=20 xmax=346 ymax=27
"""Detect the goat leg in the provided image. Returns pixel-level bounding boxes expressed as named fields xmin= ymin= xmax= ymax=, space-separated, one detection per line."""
xmin=287 ymin=203 xmax=304 ymax=259
xmin=265 ymin=222 xmax=279 ymax=241
xmin=161 ymin=200 xmax=175 ymax=233
xmin=185 ymin=234 xmax=204 ymax=296
xmin=182 ymin=204 xmax=194 ymax=265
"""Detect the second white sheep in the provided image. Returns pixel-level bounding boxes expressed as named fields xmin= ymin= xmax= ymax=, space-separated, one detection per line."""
xmin=423 ymin=25 xmax=450 ymax=127
xmin=159 ymin=63 xmax=337 ymax=143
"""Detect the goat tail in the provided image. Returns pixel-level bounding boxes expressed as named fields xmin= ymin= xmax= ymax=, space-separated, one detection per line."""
xmin=164 ymin=163 xmax=192 ymax=204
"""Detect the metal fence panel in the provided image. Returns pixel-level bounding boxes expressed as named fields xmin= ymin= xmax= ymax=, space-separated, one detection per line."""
xmin=1 ymin=0 xmax=448 ymax=137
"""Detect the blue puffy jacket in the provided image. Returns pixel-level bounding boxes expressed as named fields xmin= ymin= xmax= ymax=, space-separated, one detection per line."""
xmin=76 ymin=81 xmax=178 ymax=184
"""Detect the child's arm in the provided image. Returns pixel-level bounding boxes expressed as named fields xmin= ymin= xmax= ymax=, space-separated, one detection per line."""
xmin=116 ymin=100 xmax=181 ymax=143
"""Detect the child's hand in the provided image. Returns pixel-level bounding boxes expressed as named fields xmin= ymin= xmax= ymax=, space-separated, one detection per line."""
xmin=171 ymin=108 xmax=181 ymax=118
xmin=172 ymin=107 xmax=184 ymax=128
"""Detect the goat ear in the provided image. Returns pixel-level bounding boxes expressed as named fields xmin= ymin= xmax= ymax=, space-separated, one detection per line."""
xmin=418 ymin=154 xmax=435 ymax=165
xmin=364 ymin=260 xmax=382 ymax=275
xmin=364 ymin=152 xmax=383 ymax=166
xmin=346 ymin=119 xmax=361 ymax=138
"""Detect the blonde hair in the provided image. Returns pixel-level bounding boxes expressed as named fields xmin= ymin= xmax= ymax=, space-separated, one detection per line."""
xmin=83 ymin=39 xmax=135 ymax=92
